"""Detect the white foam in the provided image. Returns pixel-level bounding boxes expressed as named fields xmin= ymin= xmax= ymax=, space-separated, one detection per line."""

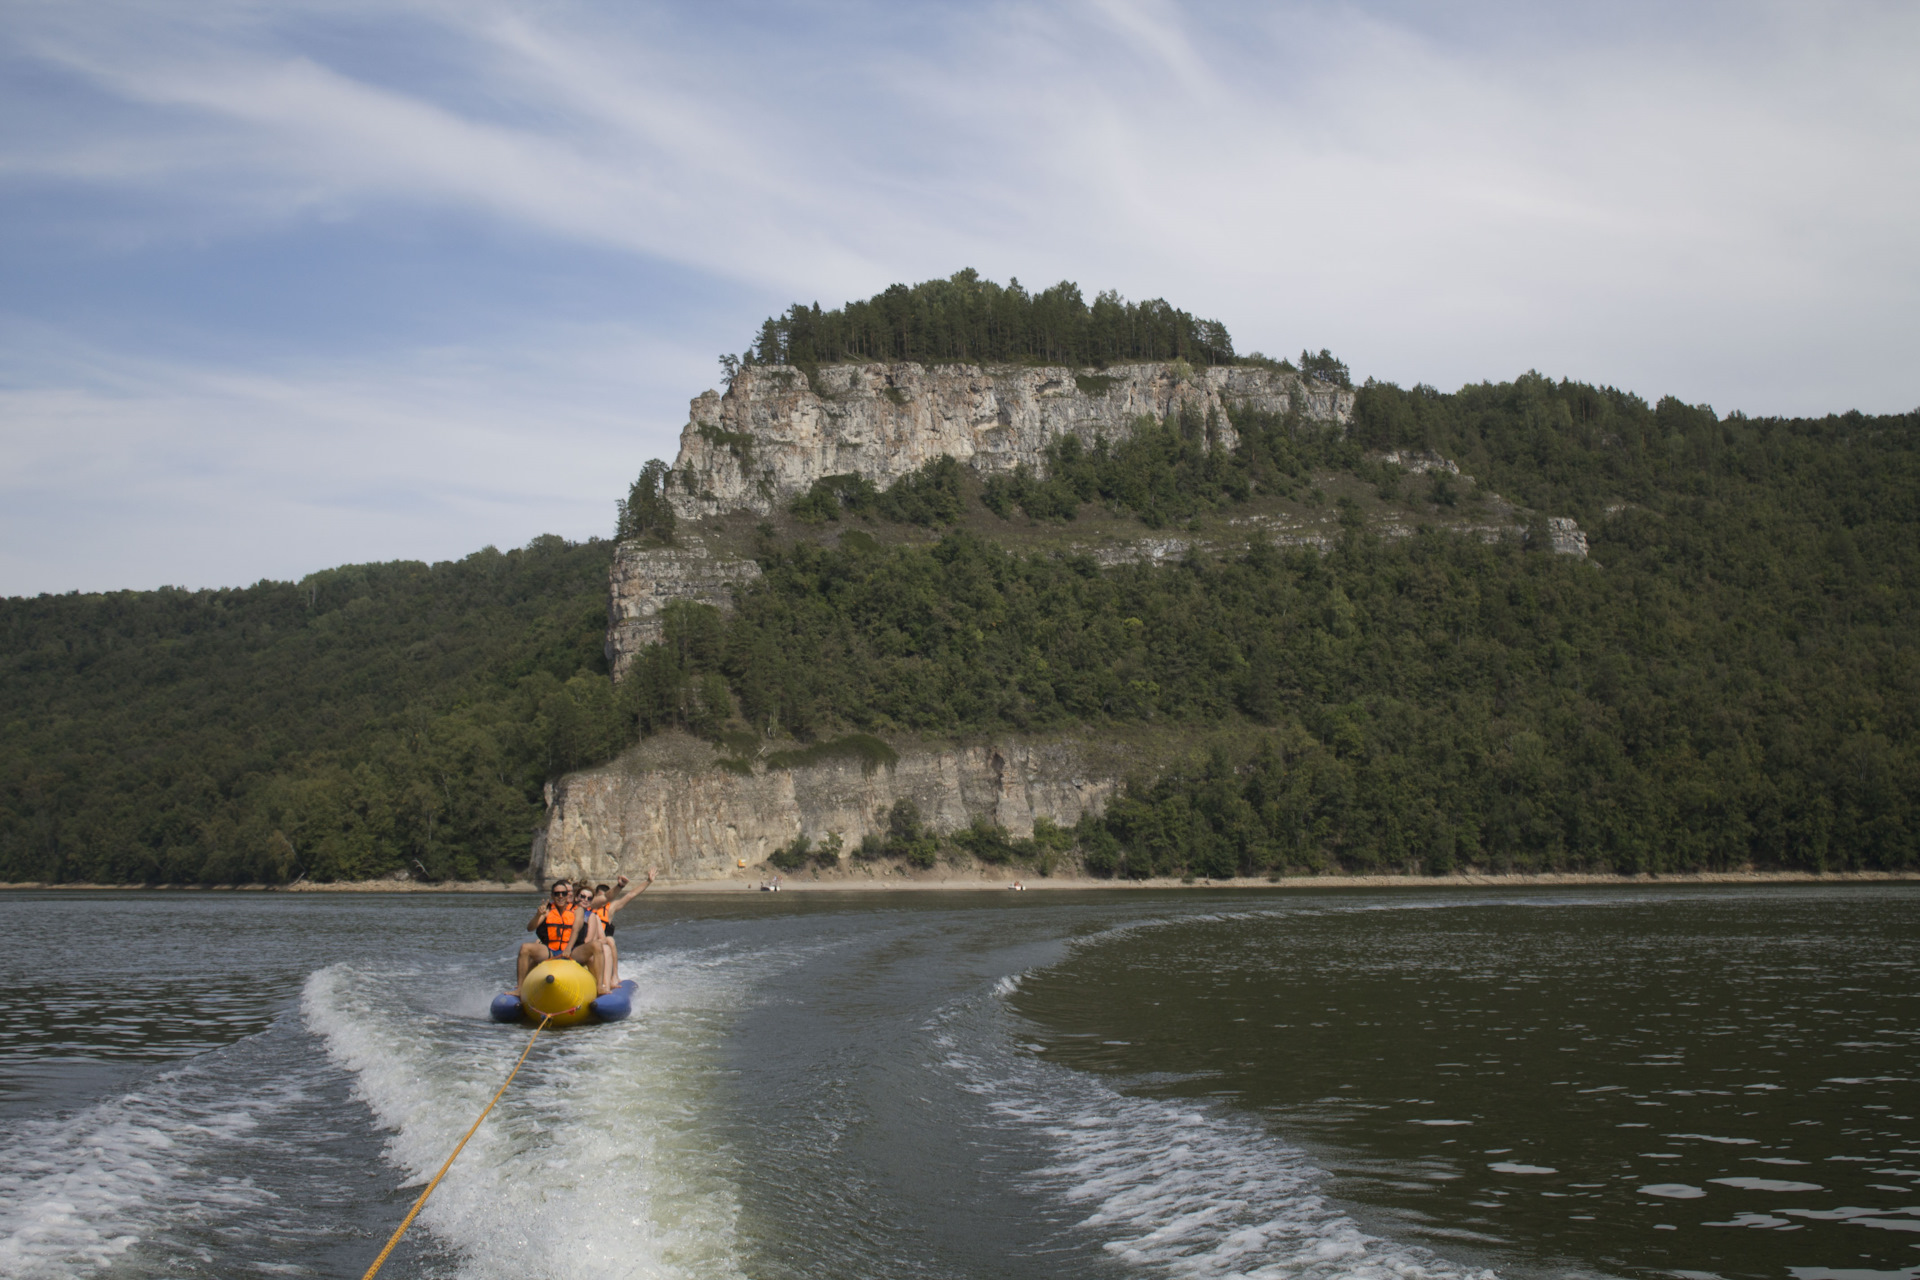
xmin=0 ymin=1062 xmax=302 ymax=1278
xmin=1036 ymin=1093 xmax=1496 ymax=1278
xmin=303 ymin=947 xmax=757 ymax=1280
xmin=943 ymin=1043 xmax=1493 ymax=1279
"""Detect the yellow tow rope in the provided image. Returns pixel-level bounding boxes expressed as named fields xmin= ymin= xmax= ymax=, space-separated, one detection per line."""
xmin=360 ymin=1012 xmax=554 ymax=1280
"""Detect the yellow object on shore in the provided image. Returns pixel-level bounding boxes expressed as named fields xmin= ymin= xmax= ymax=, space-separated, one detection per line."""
xmin=519 ymin=959 xmax=597 ymax=1027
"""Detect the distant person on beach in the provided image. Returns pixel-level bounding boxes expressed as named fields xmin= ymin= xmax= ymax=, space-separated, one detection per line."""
xmin=588 ymin=869 xmax=658 ymax=990
xmin=517 ymin=880 xmax=583 ymax=984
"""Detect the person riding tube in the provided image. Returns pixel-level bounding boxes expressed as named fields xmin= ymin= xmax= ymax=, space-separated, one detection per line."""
xmin=567 ymin=885 xmax=610 ymax=994
xmin=517 ymin=880 xmax=583 ymax=985
xmin=588 ymin=869 xmax=658 ymax=991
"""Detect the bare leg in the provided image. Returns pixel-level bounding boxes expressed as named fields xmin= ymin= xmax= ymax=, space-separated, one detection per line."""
xmin=573 ymin=941 xmax=608 ymax=995
xmin=516 ymin=942 xmax=546 ymax=985
xmin=603 ymin=938 xmax=620 ymax=988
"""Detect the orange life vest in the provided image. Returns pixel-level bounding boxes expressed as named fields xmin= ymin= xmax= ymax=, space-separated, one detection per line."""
xmin=540 ymin=903 xmax=576 ymax=952
xmin=592 ymin=904 xmax=610 ymax=927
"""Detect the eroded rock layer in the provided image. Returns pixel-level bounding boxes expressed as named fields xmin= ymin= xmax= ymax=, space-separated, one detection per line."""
xmin=605 ymin=541 xmax=762 ymax=679
xmin=669 ymin=361 xmax=1353 ymax=519
xmin=531 ymin=736 xmax=1116 ymax=883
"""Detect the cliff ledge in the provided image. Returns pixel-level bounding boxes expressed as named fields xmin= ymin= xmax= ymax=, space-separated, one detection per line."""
xmin=533 ymin=732 xmax=1121 ymax=883
xmin=669 ymin=360 xmax=1353 ymax=521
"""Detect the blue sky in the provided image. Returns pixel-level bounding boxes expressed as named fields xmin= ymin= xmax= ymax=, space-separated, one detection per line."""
xmin=3 ymin=0 xmax=1916 ymax=595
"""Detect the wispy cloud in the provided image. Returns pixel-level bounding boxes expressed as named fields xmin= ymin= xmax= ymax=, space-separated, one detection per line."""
xmin=0 ymin=319 xmax=710 ymax=594
xmin=1 ymin=0 xmax=1916 ymax=591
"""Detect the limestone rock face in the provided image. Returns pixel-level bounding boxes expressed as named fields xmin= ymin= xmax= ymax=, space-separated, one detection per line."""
xmin=531 ymin=737 xmax=1117 ymax=883
xmin=605 ymin=540 xmax=762 ymax=680
xmin=1546 ymin=516 xmax=1589 ymax=557
xmin=668 ymin=361 xmax=1353 ymax=519
xmin=1381 ymin=449 xmax=1461 ymax=475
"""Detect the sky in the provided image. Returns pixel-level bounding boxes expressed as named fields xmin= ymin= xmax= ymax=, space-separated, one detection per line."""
xmin=2 ymin=0 xmax=1916 ymax=596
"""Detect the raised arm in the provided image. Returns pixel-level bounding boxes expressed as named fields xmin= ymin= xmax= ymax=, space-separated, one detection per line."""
xmin=606 ymin=868 xmax=658 ymax=916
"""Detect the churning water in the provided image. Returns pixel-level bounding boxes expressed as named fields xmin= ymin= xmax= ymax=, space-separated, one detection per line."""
xmin=0 ymin=886 xmax=1913 ymax=1280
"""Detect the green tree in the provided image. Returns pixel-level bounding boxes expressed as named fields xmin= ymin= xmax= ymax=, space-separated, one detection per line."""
xmin=616 ymin=459 xmax=677 ymax=544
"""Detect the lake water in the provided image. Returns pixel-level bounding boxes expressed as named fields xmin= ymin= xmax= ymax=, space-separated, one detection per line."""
xmin=0 ymin=885 xmax=1914 ymax=1280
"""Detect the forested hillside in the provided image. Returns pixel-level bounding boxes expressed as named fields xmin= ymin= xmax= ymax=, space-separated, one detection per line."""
xmin=4 ymin=359 xmax=1915 ymax=883
xmin=0 ymin=539 xmax=612 ymax=884
xmin=637 ymin=377 xmax=1920 ymax=877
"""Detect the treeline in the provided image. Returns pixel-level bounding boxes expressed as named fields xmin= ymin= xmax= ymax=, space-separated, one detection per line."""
xmin=0 ymin=538 xmax=616 ymax=885
xmin=739 ymin=269 xmax=1240 ymax=371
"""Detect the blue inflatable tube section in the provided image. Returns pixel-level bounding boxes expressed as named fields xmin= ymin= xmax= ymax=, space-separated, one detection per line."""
xmin=491 ymin=978 xmax=636 ymax=1025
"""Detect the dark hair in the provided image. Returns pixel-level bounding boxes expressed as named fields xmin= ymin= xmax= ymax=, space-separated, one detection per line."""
xmin=551 ymin=880 xmax=568 ymax=891
xmin=595 ymin=883 xmax=611 ymax=893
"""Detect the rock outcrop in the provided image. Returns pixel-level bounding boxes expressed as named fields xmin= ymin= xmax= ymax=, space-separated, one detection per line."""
xmin=1545 ymin=516 xmax=1589 ymax=558
xmin=1381 ymin=449 xmax=1461 ymax=476
xmin=606 ymin=540 xmax=762 ymax=679
xmin=668 ymin=361 xmax=1353 ymax=520
xmin=532 ymin=735 xmax=1117 ymax=883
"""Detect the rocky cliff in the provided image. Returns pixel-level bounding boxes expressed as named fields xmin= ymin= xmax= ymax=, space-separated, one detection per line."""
xmin=532 ymin=734 xmax=1118 ymax=883
xmin=605 ymin=540 xmax=762 ymax=679
xmin=668 ymin=360 xmax=1353 ymax=520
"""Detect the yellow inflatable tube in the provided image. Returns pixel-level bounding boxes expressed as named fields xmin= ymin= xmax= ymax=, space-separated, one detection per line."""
xmin=516 ymin=959 xmax=600 ymax=1027
xmin=489 ymin=959 xmax=635 ymax=1026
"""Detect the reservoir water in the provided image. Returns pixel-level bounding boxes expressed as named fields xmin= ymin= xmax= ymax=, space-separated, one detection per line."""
xmin=0 ymin=885 xmax=1914 ymax=1279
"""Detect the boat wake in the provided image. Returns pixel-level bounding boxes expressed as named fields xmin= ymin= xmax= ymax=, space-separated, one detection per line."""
xmin=935 ymin=977 xmax=1498 ymax=1280
xmin=303 ymin=945 xmax=757 ymax=1280
xmin=0 ymin=1027 xmax=364 ymax=1279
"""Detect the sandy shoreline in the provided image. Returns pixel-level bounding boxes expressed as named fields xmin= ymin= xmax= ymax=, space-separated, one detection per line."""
xmin=3 ymin=869 xmax=1915 ymax=894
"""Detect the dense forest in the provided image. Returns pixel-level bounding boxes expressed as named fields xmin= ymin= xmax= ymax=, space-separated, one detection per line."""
xmin=0 ymin=539 xmax=614 ymax=884
xmin=738 ymin=268 xmax=1244 ymax=372
xmin=4 ymin=355 xmax=1916 ymax=881
xmin=633 ymin=377 xmax=1920 ymax=877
